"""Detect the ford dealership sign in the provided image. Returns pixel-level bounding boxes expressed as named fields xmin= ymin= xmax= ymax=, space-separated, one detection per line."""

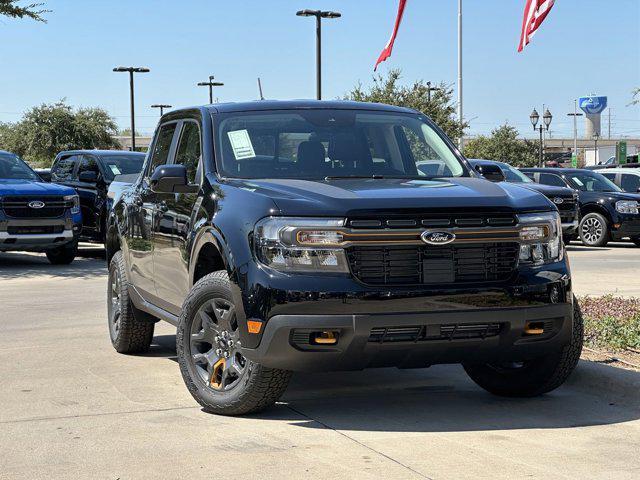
xmin=579 ymin=96 xmax=607 ymax=115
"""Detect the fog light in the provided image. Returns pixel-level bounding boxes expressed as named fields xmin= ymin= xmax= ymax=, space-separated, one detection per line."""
xmin=311 ymin=331 xmax=339 ymax=345
xmin=524 ymin=321 xmax=545 ymax=335
xmin=247 ymin=319 xmax=263 ymax=334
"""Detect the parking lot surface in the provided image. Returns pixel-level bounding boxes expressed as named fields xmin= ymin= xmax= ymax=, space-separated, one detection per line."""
xmin=1 ymin=246 xmax=639 ymax=479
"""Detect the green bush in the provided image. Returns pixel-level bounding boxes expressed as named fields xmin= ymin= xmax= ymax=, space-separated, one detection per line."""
xmin=579 ymin=296 xmax=640 ymax=351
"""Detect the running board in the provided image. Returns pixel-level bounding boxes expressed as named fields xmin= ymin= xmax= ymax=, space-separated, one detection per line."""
xmin=128 ymin=285 xmax=179 ymax=326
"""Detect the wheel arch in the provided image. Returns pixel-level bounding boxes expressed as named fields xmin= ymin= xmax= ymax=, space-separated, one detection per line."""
xmin=189 ymin=228 xmax=232 ymax=287
xmin=579 ymin=203 xmax=612 ymax=224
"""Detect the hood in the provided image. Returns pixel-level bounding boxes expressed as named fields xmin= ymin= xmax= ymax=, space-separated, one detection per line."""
xmin=225 ymin=177 xmax=554 ymax=216
xmin=0 ymin=179 xmax=76 ymax=196
xmin=579 ymin=189 xmax=640 ymax=203
xmin=517 ymin=182 xmax=574 ymax=198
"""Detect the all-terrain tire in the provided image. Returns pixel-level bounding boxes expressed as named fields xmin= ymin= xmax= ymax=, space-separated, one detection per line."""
xmin=579 ymin=212 xmax=610 ymax=247
xmin=46 ymin=240 xmax=78 ymax=265
xmin=463 ymin=296 xmax=584 ymax=397
xmin=107 ymin=250 xmax=154 ymax=353
xmin=177 ymin=271 xmax=291 ymax=416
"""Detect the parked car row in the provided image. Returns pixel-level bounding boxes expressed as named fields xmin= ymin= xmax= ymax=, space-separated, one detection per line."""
xmin=470 ymin=159 xmax=640 ymax=248
xmin=0 ymin=149 xmax=145 ymax=263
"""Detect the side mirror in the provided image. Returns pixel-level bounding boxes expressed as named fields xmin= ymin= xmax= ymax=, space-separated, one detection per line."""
xmin=78 ymin=170 xmax=98 ymax=183
xmin=35 ymin=169 xmax=51 ymax=182
xmin=150 ymin=164 xmax=198 ymax=193
xmin=474 ymin=164 xmax=505 ymax=183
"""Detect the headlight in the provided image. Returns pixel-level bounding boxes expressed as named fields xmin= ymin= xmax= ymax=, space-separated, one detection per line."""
xmin=64 ymin=194 xmax=80 ymax=214
xmin=517 ymin=211 xmax=562 ymax=265
xmin=616 ymin=200 xmax=639 ymax=214
xmin=254 ymin=217 xmax=350 ymax=273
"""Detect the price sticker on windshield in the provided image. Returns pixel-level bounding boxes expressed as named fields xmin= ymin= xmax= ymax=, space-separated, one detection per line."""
xmin=228 ymin=129 xmax=256 ymax=160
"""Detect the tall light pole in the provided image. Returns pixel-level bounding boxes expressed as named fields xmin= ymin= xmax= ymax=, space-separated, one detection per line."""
xmin=567 ymin=100 xmax=583 ymax=167
xmin=151 ymin=104 xmax=172 ymax=116
xmin=457 ymin=0 xmax=463 ymax=151
xmin=530 ymin=108 xmax=553 ymax=167
xmin=197 ymin=75 xmax=224 ymax=104
xmin=113 ymin=66 xmax=150 ymax=151
xmin=296 ymin=9 xmax=341 ymax=100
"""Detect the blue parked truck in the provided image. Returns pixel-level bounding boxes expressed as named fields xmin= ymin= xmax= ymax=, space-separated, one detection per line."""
xmin=0 ymin=151 xmax=82 ymax=264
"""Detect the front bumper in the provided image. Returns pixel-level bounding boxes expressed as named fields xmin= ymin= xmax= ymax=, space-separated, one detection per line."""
xmin=0 ymin=216 xmax=81 ymax=252
xmin=611 ymin=216 xmax=640 ymax=240
xmin=241 ymin=302 xmax=573 ymax=372
xmin=561 ymin=220 xmax=578 ymax=236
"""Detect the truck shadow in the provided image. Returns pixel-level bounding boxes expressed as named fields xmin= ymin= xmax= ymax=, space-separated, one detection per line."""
xmin=0 ymin=247 xmax=106 ymax=280
xmin=147 ymin=334 xmax=640 ymax=432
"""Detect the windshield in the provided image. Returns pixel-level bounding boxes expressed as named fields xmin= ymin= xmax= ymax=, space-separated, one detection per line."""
xmin=498 ymin=163 xmax=532 ymax=183
xmin=214 ymin=110 xmax=467 ymax=180
xmin=101 ymin=154 xmax=145 ymax=181
xmin=0 ymin=153 xmax=39 ymax=181
xmin=566 ymin=171 xmax=621 ymax=192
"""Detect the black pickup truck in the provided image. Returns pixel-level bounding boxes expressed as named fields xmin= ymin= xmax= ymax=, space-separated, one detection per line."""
xmin=106 ymin=100 xmax=582 ymax=415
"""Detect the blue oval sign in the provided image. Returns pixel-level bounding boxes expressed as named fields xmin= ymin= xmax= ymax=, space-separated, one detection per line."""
xmin=421 ymin=231 xmax=456 ymax=245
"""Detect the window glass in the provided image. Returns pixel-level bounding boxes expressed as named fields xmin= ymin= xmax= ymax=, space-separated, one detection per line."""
xmin=101 ymin=154 xmax=145 ymax=181
xmin=77 ymin=155 xmax=100 ymax=180
xmin=539 ymin=173 xmax=567 ymax=188
xmin=566 ymin=172 xmax=620 ymax=192
xmin=601 ymin=172 xmax=616 ymax=182
xmin=620 ymin=173 xmax=640 ymax=193
xmin=147 ymin=123 xmax=177 ymax=177
xmin=214 ymin=110 xmax=466 ymax=179
xmin=51 ymin=155 xmax=78 ymax=181
xmin=498 ymin=163 xmax=532 ymax=183
xmin=0 ymin=153 xmax=39 ymax=180
xmin=174 ymin=122 xmax=201 ymax=184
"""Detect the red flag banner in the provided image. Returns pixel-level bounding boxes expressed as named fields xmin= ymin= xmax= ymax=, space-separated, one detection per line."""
xmin=518 ymin=0 xmax=555 ymax=52
xmin=374 ymin=0 xmax=408 ymax=70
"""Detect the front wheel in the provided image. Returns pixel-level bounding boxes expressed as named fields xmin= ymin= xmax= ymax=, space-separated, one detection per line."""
xmin=579 ymin=212 xmax=610 ymax=247
xmin=463 ymin=297 xmax=583 ymax=397
xmin=46 ymin=240 xmax=78 ymax=265
xmin=177 ymin=271 xmax=291 ymax=416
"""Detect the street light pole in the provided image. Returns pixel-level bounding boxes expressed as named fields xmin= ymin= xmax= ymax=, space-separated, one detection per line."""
xmin=113 ymin=66 xmax=150 ymax=151
xmin=426 ymin=81 xmax=442 ymax=103
xmin=197 ymin=75 xmax=224 ymax=104
xmin=457 ymin=0 xmax=463 ymax=151
xmin=567 ymin=99 xmax=583 ymax=166
xmin=530 ymin=108 xmax=553 ymax=167
xmin=151 ymin=104 xmax=172 ymax=116
xmin=296 ymin=9 xmax=341 ymax=100
xmin=593 ymin=132 xmax=600 ymax=164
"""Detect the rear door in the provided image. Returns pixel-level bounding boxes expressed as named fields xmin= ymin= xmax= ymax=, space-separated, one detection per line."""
xmin=153 ymin=119 xmax=203 ymax=313
xmin=127 ymin=122 xmax=179 ymax=300
xmin=620 ymin=172 xmax=640 ymax=193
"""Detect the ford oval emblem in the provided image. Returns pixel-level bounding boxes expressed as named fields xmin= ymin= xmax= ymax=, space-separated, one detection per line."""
xmin=553 ymin=197 xmax=564 ymax=205
xmin=28 ymin=200 xmax=45 ymax=209
xmin=421 ymin=230 xmax=456 ymax=245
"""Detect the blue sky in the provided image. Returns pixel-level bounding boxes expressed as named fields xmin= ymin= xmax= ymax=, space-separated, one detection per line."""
xmin=0 ymin=0 xmax=638 ymax=138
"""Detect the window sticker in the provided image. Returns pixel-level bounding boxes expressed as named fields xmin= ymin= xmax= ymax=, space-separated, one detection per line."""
xmin=227 ymin=129 xmax=256 ymax=160
xmin=109 ymin=165 xmax=122 ymax=175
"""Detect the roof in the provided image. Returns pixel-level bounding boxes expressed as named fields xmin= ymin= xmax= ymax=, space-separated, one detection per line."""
xmin=199 ymin=99 xmax=417 ymax=115
xmin=519 ymin=168 xmax=589 ymax=174
xmin=56 ymin=150 xmax=145 ymax=157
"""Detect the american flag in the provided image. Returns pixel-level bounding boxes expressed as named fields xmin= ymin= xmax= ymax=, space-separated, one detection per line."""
xmin=518 ymin=0 xmax=556 ymax=52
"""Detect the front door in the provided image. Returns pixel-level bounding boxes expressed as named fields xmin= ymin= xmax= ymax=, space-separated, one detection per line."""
xmin=127 ymin=122 xmax=178 ymax=300
xmin=74 ymin=155 xmax=103 ymax=240
xmin=153 ymin=120 xmax=203 ymax=313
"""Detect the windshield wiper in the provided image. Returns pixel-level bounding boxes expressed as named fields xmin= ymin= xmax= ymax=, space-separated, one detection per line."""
xmin=324 ymin=175 xmax=441 ymax=181
xmin=324 ymin=174 xmax=386 ymax=180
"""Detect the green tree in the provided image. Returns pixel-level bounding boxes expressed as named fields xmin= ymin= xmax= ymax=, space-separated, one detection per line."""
xmin=0 ymin=100 xmax=119 ymax=167
xmin=0 ymin=1 xmax=48 ymax=22
xmin=345 ymin=69 xmax=467 ymax=142
xmin=464 ymin=124 xmax=540 ymax=167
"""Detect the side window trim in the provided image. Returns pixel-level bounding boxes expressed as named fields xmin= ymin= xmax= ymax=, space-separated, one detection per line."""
xmin=172 ymin=119 xmax=203 ymax=185
xmin=145 ymin=121 xmax=181 ymax=179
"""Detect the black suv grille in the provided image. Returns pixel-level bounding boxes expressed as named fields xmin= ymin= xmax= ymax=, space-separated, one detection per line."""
xmin=347 ymin=243 xmax=520 ymax=286
xmin=369 ymin=323 xmax=503 ymax=343
xmin=7 ymin=225 xmax=65 ymax=235
xmin=347 ymin=212 xmax=517 ymax=229
xmin=1 ymin=196 xmax=68 ymax=219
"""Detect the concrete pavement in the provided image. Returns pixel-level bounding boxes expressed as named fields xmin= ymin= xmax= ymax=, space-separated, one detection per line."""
xmin=0 ymin=247 xmax=639 ymax=479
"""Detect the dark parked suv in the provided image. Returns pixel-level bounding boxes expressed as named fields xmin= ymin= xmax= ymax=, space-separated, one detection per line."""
xmin=521 ymin=168 xmax=640 ymax=247
xmin=50 ymin=150 xmax=145 ymax=243
xmin=106 ymin=101 xmax=582 ymax=415
xmin=468 ymin=159 xmax=579 ymax=238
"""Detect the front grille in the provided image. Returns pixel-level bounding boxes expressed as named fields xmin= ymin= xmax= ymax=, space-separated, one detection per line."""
xmin=1 ymin=196 xmax=68 ymax=219
xmin=348 ymin=212 xmax=517 ymax=229
xmin=7 ymin=225 xmax=65 ymax=235
xmin=369 ymin=323 xmax=503 ymax=343
xmin=347 ymin=243 xmax=519 ymax=286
